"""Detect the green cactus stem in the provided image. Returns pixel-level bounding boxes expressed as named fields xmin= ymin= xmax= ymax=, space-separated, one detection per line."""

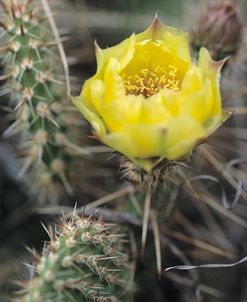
xmin=0 ymin=0 xmax=84 ymax=201
xmin=17 ymin=215 xmax=134 ymax=302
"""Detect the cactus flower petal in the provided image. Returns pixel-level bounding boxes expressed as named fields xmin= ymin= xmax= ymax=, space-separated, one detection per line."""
xmin=73 ymin=17 xmax=225 ymax=171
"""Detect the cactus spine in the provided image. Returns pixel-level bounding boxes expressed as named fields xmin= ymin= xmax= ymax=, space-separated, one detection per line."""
xmin=18 ymin=215 xmax=134 ymax=302
xmin=0 ymin=0 xmax=83 ymax=201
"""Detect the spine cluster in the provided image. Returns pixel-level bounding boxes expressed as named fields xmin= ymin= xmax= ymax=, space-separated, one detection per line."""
xmin=18 ymin=215 xmax=134 ymax=302
xmin=0 ymin=0 xmax=82 ymax=201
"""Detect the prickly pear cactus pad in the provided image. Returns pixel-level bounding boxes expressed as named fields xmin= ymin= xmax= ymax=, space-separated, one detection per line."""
xmin=0 ymin=0 xmax=83 ymax=201
xmin=18 ymin=215 xmax=134 ymax=302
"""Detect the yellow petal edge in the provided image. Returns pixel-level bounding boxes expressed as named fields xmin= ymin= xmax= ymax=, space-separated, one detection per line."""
xmin=72 ymin=16 xmax=225 ymax=171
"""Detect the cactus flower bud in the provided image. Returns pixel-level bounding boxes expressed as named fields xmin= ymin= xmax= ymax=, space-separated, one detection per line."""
xmin=191 ymin=0 xmax=243 ymax=60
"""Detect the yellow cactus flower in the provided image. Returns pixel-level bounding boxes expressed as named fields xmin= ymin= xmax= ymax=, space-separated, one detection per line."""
xmin=72 ymin=16 xmax=226 ymax=171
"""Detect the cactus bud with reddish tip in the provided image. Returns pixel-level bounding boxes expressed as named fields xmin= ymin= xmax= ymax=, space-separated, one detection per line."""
xmin=190 ymin=0 xmax=243 ymax=60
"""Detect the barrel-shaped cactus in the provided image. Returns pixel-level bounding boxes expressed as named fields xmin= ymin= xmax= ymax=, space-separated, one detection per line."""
xmin=0 ymin=0 xmax=84 ymax=201
xmin=18 ymin=215 xmax=134 ymax=302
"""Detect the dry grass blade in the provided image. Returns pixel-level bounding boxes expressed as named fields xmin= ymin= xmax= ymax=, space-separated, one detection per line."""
xmin=174 ymin=207 xmax=235 ymax=253
xmin=41 ymin=0 xmax=70 ymax=95
xmin=199 ymin=145 xmax=247 ymax=200
xmin=189 ymin=174 xmax=242 ymax=209
xmin=180 ymin=170 xmax=236 ymax=250
xmin=165 ymin=255 xmax=247 ymax=271
xmin=173 ymin=212 xmax=201 ymax=238
xmin=141 ymin=183 xmax=152 ymax=255
xmin=163 ymin=271 xmax=224 ymax=299
xmin=162 ymin=227 xmax=235 ymax=259
xmin=184 ymin=171 xmax=247 ymax=229
xmin=150 ymin=210 xmax=161 ymax=277
xmin=160 ymin=235 xmax=198 ymax=281
xmin=200 ymin=193 xmax=247 ymax=229
xmin=84 ymin=185 xmax=135 ymax=210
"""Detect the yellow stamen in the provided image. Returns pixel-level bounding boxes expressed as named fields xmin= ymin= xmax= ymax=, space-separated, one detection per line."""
xmin=123 ymin=64 xmax=180 ymax=98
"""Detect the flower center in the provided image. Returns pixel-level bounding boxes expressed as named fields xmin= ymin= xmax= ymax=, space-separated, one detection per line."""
xmin=123 ymin=64 xmax=179 ymax=98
